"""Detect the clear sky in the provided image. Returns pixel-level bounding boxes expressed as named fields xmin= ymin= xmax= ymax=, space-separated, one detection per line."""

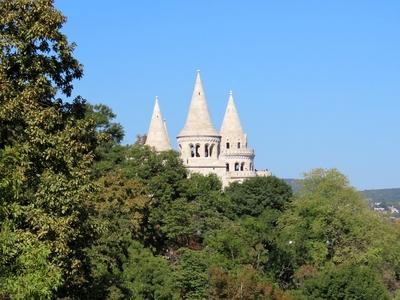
xmin=55 ymin=1 xmax=399 ymax=190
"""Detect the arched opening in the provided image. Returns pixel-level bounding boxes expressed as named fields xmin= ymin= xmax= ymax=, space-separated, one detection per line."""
xmin=209 ymin=144 xmax=214 ymax=157
xmin=205 ymin=144 xmax=209 ymax=157
xmin=189 ymin=144 xmax=195 ymax=158
xmin=179 ymin=144 xmax=182 ymax=153
xmin=195 ymin=144 xmax=201 ymax=157
xmin=240 ymin=162 xmax=245 ymax=171
xmin=226 ymin=163 xmax=230 ymax=172
xmin=238 ymin=142 xmax=241 ymax=149
xmin=235 ymin=162 xmax=240 ymax=171
xmin=226 ymin=142 xmax=230 ymax=149
xmin=250 ymin=163 xmax=253 ymax=171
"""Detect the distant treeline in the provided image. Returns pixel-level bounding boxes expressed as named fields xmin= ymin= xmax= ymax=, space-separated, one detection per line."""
xmin=284 ymin=179 xmax=400 ymax=203
xmin=362 ymin=188 xmax=400 ymax=203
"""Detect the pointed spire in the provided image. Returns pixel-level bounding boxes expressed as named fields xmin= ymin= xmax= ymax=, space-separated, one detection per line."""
xmin=145 ymin=96 xmax=172 ymax=151
xmin=178 ymin=71 xmax=218 ymax=137
xmin=220 ymin=91 xmax=245 ymax=136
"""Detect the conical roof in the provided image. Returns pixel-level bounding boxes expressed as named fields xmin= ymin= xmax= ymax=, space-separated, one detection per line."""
xmin=145 ymin=97 xmax=171 ymax=151
xmin=178 ymin=71 xmax=218 ymax=137
xmin=220 ymin=91 xmax=245 ymax=136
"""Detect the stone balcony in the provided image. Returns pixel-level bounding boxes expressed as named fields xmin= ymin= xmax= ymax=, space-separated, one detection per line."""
xmin=226 ymin=169 xmax=272 ymax=180
xmin=222 ymin=148 xmax=255 ymax=157
xmin=226 ymin=170 xmax=257 ymax=179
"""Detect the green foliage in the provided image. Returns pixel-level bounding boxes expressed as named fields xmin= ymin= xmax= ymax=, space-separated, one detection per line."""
xmin=0 ymin=0 xmax=96 ymax=298
xmin=225 ymin=176 xmax=293 ymax=217
xmin=87 ymin=103 xmax=124 ymax=144
xmin=157 ymin=174 xmax=230 ymax=249
xmin=274 ymin=169 xmax=400 ymax=294
xmin=205 ymin=218 xmax=268 ymax=268
xmin=85 ymin=103 xmax=125 ymax=178
xmin=121 ymin=241 xmax=178 ymax=300
xmin=209 ymin=266 xmax=292 ymax=300
xmin=278 ymin=169 xmax=399 ymax=267
xmin=0 ymin=224 xmax=62 ymax=299
xmin=174 ymin=249 xmax=213 ymax=300
xmin=299 ymin=265 xmax=390 ymax=300
xmin=122 ymin=145 xmax=187 ymax=184
xmin=0 ymin=0 xmax=82 ymax=100
xmin=87 ymin=172 xmax=151 ymax=298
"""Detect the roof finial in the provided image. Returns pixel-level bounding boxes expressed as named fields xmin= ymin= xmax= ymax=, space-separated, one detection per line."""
xmin=229 ymin=90 xmax=233 ymax=96
xmin=196 ymin=69 xmax=201 ymax=74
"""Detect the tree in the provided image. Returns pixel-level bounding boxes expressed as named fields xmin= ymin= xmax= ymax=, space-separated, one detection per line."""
xmin=209 ymin=266 xmax=292 ymax=300
xmin=204 ymin=218 xmax=268 ymax=269
xmin=299 ymin=265 xmax=390 ymax=300
xmin=157 ymin=174 xmax=231 ymax=250
xmin=85 ymin=103 xmax=125 ymax=178
xmin=0 ymin=0 xmax=97 ymax=297
xmin=174 ymin=249 xmax=214 ymax=300
xmin=275 ymin=169 xmax=400 ymax=291
xmin=225 ymin=176 xmax=293 ymax=218
xmin=121 ymin=241 xmax=178 ymax=300
xmin=87 ymin=172 xmax=151 ymax=299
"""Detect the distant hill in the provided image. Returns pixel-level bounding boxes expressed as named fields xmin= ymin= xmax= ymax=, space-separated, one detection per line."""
xmin=283 ymin=178 xmax=400 ymax=203
xmin=361 ymin=188 xmax=400 ymax=203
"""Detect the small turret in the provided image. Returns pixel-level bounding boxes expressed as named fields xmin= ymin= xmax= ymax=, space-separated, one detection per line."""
xmin=145 ymin=96 xmax=171 ymax=152
xmin=220 ymin=91 xmax=256 ymax=181
xmin=220 ymin=90 xmax=246 ymax=140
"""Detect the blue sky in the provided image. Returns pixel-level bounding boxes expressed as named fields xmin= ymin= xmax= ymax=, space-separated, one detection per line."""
xmin=56 ymin=1 xmax=400 ymax=190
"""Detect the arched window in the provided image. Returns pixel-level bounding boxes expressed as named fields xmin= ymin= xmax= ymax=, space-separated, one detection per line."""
xmin=226 ymin=163 xmax=230 ymax=172
xmin=235 ymin=162 xmax=240 ymax=171
xmin=205 ymin=144 xmax=209 ymax=157
xmin=226 ymin=142 xmax=230 ymax=149
xmin=179 ymin=144 xmax=182 ymax=153
xmin=238 ymin=142 xmax=241 ymax=149
xmin=195 ymin=144 xmax=201 ymax=157
xmin=209 ymin=144 xmax=214 ymax=157
xmin=189 ymin=144 xmax=195 ymax=158
xmin=250 ymin=163 xmax=253 ymax=171
xmin=240 ymin=162 xmax=245 ymax=171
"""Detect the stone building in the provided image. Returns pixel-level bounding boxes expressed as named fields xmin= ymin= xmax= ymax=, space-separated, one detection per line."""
xmin=145 ymin=71 xmax=270 ymax=186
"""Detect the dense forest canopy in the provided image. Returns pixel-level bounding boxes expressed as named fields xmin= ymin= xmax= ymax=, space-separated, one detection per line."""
xmin=1 ymin=1 xmax=400 ymax=299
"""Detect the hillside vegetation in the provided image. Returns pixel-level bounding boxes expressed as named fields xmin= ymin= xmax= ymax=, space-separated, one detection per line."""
xmin=362 ymin=188 xmax=400 ymax=203
xmin=285 ymin=179 xmax=400 ymax=203
xmin=1 ymin=1 xmax=400 ymax=299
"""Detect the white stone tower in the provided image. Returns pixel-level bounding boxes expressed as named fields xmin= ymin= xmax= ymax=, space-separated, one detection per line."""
xmin=145 ymin=96 xmax=172 ymax=152
xmin=220 ymin=91 xmax=256 ymax=183
xmin=177 ymin=71 xmax=226 ymax=179
xmin=144 ymin=71 xmax=270 ymax=186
